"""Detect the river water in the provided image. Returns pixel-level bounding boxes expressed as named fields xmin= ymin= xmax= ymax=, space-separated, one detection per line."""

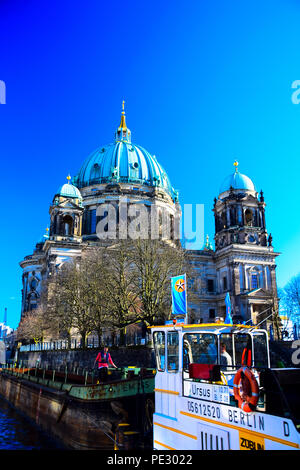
xmin=0 ymin=396 xmax=61 ymax=450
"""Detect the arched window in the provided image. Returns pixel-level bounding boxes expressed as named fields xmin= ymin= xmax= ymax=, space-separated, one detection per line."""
xmin=248 ymin=267 xmax=262 ymax=290
xmin=244 ymin=209 xmax=253 ymax=226
xmin=62 ymin=215 xmax=73 ymax=236
xmin=27 ymin=291 xmax=38 ymax=311
xmin=90 ymin=209 xmax=97 ymax=234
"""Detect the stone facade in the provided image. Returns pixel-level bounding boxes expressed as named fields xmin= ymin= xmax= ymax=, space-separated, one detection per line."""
xmin=19 ymin=109 xmax=280 ymax=330
xmin=186 ymin=165 xmax=279 ymax=326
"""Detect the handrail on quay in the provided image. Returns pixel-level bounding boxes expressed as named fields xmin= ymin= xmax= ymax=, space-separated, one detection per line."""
xmin=19 ymin=336 xmax=149 ymax=352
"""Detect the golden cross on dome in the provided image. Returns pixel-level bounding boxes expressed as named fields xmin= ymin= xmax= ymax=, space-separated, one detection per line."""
xmin=233 ymin=160 xmax=239 ymax=172
xmin=116 ymin=100 xmax=131 ymax=142
xmin=119 ymin=100 xmax=127 ymax=130
xmin=67 ymin=174 xmax=71 ymax=183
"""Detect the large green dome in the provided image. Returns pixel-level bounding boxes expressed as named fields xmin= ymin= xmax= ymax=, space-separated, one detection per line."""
xmin=72 ymin=105 xmax=178 ymax=202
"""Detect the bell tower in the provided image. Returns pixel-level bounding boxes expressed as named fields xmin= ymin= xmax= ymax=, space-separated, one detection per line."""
xmin=214 ymin=161 xmax=270 ymax=251
xmin=49 ymin=175 xmax=84 ymax=241
xmin=212 ymin=161 xmax=279 ymax=325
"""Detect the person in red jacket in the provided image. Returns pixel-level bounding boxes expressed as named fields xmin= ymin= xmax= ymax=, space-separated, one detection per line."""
xmin=93 ymin=346 xmax=117 ymax=381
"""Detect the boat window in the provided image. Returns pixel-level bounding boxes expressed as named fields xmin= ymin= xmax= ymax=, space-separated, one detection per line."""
xmin=153 ymin=331 xmax=165 ymax=371
xmin=252 ymin=332 xmax=269 ymax=368
xmin=167 ymin=331 xmax=179 ymax=372
xmin=183 ymin=333 xmax=217 ymax=371
xmin=219 ymin=333 xmax=234 ymax=370
xmin=234 ymin=333 xmax=252 ymax=367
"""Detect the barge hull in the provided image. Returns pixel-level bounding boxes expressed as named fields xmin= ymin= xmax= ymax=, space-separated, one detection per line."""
xmin=0 ymin=372 xmax=154 ymax=450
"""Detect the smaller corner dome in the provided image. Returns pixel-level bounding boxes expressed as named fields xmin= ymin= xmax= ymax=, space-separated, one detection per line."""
xmin=219 ymin=162 xmax=255 ymax=194
xmin=55 ymin=176 xmax=82 ymax=200
xmin=56 ymin=183 xmax=82 ymax=199
xmin=202 ymin=235 xmax=214 ymax=251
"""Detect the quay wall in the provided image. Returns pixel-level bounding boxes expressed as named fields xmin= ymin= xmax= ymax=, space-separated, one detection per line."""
xmin=18 ymin=346 xmax=155 ymax=370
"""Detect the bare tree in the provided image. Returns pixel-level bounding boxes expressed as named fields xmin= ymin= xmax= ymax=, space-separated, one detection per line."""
xmin=17 ymin=306 xmax=53 ymax=343
xmin=83 ymin=248 xmax=115 ymax=345
xmin=26 ymin=239 xmax=195 ymax=347
xmin=130 ymin=239 xmax=189 ymax=325
xmin=43 ymin=264 xmax=78 ymax=345
xmin=280 ymin=273 xmax=300 ymax=326
xmin=43 ymin=257 xmax=98 ymax=348
xmin=103 ymin=242 xmax=142 ymax=344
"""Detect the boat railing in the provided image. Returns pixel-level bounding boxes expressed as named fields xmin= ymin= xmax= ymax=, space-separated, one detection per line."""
xmin=1 ymin=362 xmax=156 ymax=389
xmin=19 ymin=336 xmax=150 ymax=352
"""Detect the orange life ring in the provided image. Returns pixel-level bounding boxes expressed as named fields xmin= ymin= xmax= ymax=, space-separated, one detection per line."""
xmin=241 ymin=348 xmax=252 ymax=367
xmin=233 ymin=367 xmax=259 ymax=413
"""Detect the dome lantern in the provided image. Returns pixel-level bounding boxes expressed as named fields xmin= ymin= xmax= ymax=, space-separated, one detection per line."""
xmin=115 ymin=100 xmax=131 ymax=143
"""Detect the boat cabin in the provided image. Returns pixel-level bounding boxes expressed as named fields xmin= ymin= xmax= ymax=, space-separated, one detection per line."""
xmin=152 ymin=323 xmax=269 ymax=385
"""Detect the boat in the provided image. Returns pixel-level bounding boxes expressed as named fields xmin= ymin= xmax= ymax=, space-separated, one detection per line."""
xmin=0 ymin=365 xmax=155 ymax=450
xmin=150 ymin=321 xmax=300 ymax=450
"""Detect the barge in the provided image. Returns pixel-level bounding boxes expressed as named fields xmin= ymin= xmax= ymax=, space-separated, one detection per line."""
xmin=0 ymin=365 xmax=155 ymax=450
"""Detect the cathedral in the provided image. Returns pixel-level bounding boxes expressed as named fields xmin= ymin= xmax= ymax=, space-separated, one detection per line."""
xmin=20 ymin=104 xmax=279 ymax=328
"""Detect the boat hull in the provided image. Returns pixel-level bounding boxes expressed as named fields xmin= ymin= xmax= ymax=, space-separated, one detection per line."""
xmin=0 ymin=371 xmax=154 ymax=450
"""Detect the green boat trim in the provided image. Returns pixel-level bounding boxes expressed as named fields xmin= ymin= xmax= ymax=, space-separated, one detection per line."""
xmin=1 ymin=366 xmax=156 ymax=401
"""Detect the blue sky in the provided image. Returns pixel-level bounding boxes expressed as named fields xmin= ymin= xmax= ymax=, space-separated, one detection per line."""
xmin=0 ymin=0 xmax=300 ymax=329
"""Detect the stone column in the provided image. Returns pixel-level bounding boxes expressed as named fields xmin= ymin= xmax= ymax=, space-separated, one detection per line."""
xmin=226 ymin=207 xmax=231 ymax=227
xmin=261 ymin=208 xmax=266 ymax=230
xmin=270 ymin=265 xmax=278 ymax=295
xmin=264 ymin=266 xmax=268 ymax=289
xmin=231 ymin=262 xmax=241 ymax=295
xmin=249 ymin=304 xmax=253 ymax=324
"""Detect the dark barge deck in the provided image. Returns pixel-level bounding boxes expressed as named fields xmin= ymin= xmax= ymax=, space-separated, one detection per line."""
xmin=0 ymin=366 xmax=155 ymax=450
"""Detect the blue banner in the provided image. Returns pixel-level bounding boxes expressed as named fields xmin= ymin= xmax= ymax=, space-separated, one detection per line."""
xmin=294 ymin=324 xmax=298 ymax=341
xmin=224 ymin=292 xmax=233 ymax=324
xmin=171 ymin=274 xmax=187 ymax=316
